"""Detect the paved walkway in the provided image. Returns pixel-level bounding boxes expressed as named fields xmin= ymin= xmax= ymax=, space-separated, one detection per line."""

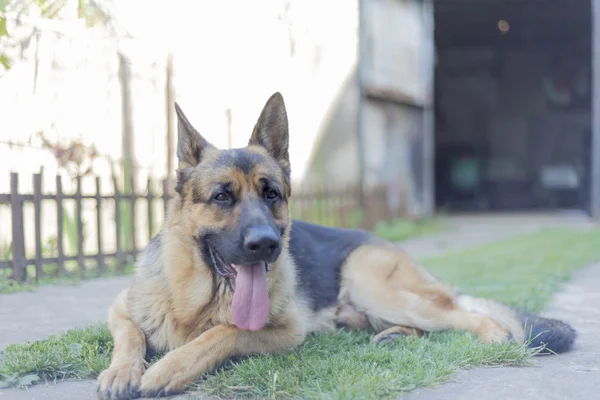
xmin=406 ymin=262 xmax=600 ymax=400
xmin=399 ymin=211 xmax=597 ymax=259
xmin=0 ymin=277 xmax=131 ymax=351
xmin=0 ymin=213 xmax=597 ymax=399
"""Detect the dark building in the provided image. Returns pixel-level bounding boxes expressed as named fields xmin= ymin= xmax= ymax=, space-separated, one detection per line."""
xmin=350 ymin=0 xmax=600 ymax=218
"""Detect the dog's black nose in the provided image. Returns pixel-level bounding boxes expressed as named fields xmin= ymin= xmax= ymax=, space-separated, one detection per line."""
xmin=243 ymin=227 xmax=280 ymax=261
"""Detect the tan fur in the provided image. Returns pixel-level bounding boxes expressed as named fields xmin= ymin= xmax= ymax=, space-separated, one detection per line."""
xmin=97 ymin=93 xmax=528 ymax=399
xmin=96 ymin=290 xmax=146 ymax=397
xmin=97 ymin=201 xmax=312 ymax=397
xmin=338 ymin=244 xmax=522 ymax=344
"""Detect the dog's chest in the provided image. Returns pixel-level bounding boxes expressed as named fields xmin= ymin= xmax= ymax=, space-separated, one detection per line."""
xmin=129 ymin=278 xmax=221 ymax=352
xmin=135 ymin=299 xmax=218 ymax=352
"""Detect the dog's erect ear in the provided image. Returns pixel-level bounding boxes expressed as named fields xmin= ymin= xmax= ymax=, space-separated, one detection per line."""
xmin=249 ymin=92 xmax=290 ymax=177
xmin=174 ymin=102 xmax=215 ymax=170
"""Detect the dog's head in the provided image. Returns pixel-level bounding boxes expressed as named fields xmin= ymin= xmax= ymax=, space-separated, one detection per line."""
xmin=172 ymin=92 xmax=291 ymax=331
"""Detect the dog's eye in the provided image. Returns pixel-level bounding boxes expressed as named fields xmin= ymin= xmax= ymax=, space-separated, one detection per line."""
xmin=214 ymin=193 xmax=230 ymax=202
xmin=265 ymin=189 xmax=279 ymax=200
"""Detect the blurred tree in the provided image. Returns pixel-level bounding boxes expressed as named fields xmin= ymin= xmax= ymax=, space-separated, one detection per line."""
xmin=0 ymin=0 xmax=105 ymax=71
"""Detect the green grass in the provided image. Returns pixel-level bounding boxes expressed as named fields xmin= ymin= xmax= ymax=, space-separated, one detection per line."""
xmin=0 ymin=324 xmax=113 ymax=389
xmin=195 ymin=331 xmax=531 ymax=399
xmin=0 ymin=262 xmax=135 ymax=294
xmin=1 ymin=228 xmax=600 ymax=397
xmin=374 ymin=218 xmax=444 ymax=242
xmin=423 ymin=228 xmax=600 ymax=314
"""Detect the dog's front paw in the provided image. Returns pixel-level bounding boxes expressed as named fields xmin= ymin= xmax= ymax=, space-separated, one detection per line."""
xmin=97 ymin=362 xmax=144 ymax=400
xmin=139 ymin=356 xmax=191 ymax=398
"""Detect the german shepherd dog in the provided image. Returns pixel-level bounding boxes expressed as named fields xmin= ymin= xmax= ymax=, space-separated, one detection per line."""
xmin=97 ymin=92 xmax=576 ymax=399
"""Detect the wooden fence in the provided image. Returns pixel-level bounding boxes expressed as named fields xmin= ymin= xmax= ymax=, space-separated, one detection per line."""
xmin=0 ymin=172 xmax=398 ymax=284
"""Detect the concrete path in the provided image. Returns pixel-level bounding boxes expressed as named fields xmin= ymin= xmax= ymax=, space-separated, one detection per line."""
xmin=406 ymin=262 xmax=600 ymax=400
xmin=400 ymin=211 xmax=597 ymax=259
xmin=0 ymin=213 xmax=597 ymax=399
xmin=0 ymin=276 xmax=131 ymax=351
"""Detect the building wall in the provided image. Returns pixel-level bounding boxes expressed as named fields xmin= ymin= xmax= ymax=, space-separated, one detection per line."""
xmin=304 ymin=0 xmax=435 ymax=217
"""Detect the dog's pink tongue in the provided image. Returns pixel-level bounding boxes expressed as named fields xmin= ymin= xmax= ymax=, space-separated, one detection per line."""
xmin=231 ymin=262 xmax=270 ymax=331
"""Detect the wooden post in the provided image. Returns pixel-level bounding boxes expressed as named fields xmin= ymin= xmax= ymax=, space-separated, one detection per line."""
xmin=337 ymin=186 xmax=344 ymax=227
xmin=147 ymin=178 xmax=154 ymax=240
xmin=371 ymin=185 xmax=379 ymax=225
xmin=113 ymin=176 xmax=123 ymax=273
xmin=33 ymin=173 xmax=43 ymax=281
xmin=298 ymin=184 xmax=306 ymax=221
xmin=382 ymin=184 xmax=392 ymax=221
xmin=226 ymin=108 xmax=233 ymax=149
xmin=119 ymin=52 xmax=134 ymax=257
xmin=119 ymin=52 xmax=135 ymax=193
xmin=56 ymin=175 xmax=65 ymax=276
xmin=162 ymin=178 xmax=170 ymax=217
xmin=316 ymin=184 xmax=323 ymax=225
xmin=75 ymin=175 xmax=84 ymax=273
xmin=356 ymin=0 xmax=368 ymax=209
xmin=95 ymin=177 xmax=105 ymax=272
xmin=165 ymin=52 xmax=175 ymax=190
xmin=33 ymin=30 xmax=40 ymax=94
xmin=10 ymin=173 xmax=26 ymax=282
xmin=130 ymin=174 xmax=137 ymax=261
xmin=306 ymin=183 xmax=315 ymax=224
xmin=363 ymin=187 xmax=372 ymax=230
xmin=355 ymin=184 xmax=366 ymax=229
xmin=339 ymin=184 xmax=348 ymax=228
xmin=592 ymin=0 xmax=600 ymax=219
xmin=420 ymin=0 xmax=435 ymax=217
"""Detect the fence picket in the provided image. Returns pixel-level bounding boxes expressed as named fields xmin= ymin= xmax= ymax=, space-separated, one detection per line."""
xmin=147 ymin=178 xmax=154 ymax=240
xmin=33 ymin=173 xmax=43 ymax=280
xmin=0 ymin=172 xmax=394 ymax=283
xmin=113 ymin=176 xmax=123 ymax=273
xmin=75 ymin=176 xmax=84 ymax=273
xmin=56 ymin=175 xmax=65 ymax=276
xmin=10 ymin=173 xmax=26 ymax=282
xmin=162 ymin=178 xmax=170 ymax=216
xmin=95 ymin=177 xmax=105 ymax=272
xmin=130 ymin=174 xmax=137 ymax=262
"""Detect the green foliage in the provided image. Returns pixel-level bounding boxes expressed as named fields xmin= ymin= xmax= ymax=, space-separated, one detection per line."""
xmin=0 ymin=54 xmax=9 ymax=69
xmin=0 ymin=15 xmax=7 ymax=36
xmin=0 ymin=0 xmax=104 ymax=72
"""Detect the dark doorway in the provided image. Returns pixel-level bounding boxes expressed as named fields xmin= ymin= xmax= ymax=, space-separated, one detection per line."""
xmin=433 ymin=0 xmax=592 ymax=212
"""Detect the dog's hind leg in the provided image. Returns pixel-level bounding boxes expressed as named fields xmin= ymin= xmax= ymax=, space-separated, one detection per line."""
xmin=97 ymin=289 xmax=147 ymax=400
xmin=341 ymin=244 xmax=511 ymax=344
xmin=371 ymin=326 xmax=425 ymax=344
xmin=334 ymin=292 xmax=425 ymax=343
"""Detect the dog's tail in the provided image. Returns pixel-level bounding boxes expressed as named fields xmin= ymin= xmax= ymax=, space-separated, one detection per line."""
xmin=456 ymin=294 xmax=577 ymax=354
